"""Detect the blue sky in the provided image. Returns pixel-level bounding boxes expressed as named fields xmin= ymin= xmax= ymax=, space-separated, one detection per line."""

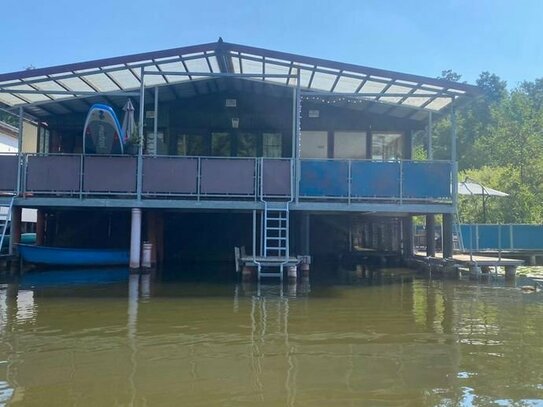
xmin=2 ymin=0 xmax=542 ymax=87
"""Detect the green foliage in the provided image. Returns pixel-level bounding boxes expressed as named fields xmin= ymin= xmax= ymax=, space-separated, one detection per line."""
xmin=433 ymin=70 xmax=543 ymax=224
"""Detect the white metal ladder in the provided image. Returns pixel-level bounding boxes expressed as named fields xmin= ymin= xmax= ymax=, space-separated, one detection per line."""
xmin=0 ymin=196 xmax=15 ymax=255
xmin=256 ymin=201 xmax=290 ymax=280
xmin=453 ymin=209 xmax=465 ymax=252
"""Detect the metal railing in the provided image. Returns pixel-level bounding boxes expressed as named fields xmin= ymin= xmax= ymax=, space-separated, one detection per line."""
xmin=0 ymin=153 xmax=454 ymax=204
xmin=460 ymin=224 xmax=543 ymax=251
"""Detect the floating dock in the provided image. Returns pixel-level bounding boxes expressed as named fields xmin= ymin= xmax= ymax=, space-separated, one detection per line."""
xmin=413 ymin=251 xmax=524 ymax=278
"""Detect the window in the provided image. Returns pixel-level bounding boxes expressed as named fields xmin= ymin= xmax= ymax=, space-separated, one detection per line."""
xmin=372 ymin=133 xmax=403 ymax=160
xmin=211 ymin=132 xmax=231 ymax=156
xmin=333 ymin=131 xmax=366 ymax=159
xmin=263 ymin=133 xmax=282 ymax=157
xmin=177 ymin=134 xmax=207 ymax=156
xmin=237 ymin=133 xmax=257 ymax=157
xmin=300 ymin=131 xmax=328 ymax=158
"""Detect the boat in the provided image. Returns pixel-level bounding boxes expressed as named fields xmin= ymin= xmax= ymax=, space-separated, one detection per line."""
xmin=82 ymin=104 xmax=124 ymax=154
xmin=17 ymin=244 xmax=129 ymax=266
xmin=1 ymin=233 xmax=36 ymax=252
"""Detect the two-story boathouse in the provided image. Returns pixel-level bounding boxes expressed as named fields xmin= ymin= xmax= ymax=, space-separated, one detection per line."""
xmin=0 ymin=40 xmax=479 ymax=275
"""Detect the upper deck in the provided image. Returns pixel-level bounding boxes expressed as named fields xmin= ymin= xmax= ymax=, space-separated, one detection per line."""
xmin=0 ymin=40 xmax=478 ymax=214
xmin=0 ymin=153 xmax=453 ymax=213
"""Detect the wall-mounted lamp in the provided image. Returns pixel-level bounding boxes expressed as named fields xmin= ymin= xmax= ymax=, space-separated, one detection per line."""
xmin=231 ymin=117 xmax=239 ymax=128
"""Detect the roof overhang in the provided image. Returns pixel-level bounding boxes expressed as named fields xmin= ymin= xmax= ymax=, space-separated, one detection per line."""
xmin=0 ymin=39 xmax=480 ymax=121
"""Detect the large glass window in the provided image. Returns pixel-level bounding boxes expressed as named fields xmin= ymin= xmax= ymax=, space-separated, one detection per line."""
xmin=333 ymin=131 xmax=366 ymax=159
xmin=211 ymin=132 xmax=231 ymax=156
xmin=263 ymin=133 xmax=282 ymax=157
xmin=237 ymin=133 xmax=258 ymax=157
xmin=372 ymin=133 xmax=403 ymax=161
xmin=177 ymin=134 xmax=207 ymax=156
xmin=300 ymin=131 xmax=328 ymax=158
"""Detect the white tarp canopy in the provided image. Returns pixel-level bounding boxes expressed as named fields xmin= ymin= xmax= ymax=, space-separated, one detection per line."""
xmin=458 ymin=181 xmax=509 ymax=197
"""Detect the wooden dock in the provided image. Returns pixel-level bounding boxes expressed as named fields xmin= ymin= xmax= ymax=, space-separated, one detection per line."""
xmin=414 ymin=251 xmax=524 ymax=277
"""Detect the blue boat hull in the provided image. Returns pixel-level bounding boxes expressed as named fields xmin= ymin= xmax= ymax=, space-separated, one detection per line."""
xmin=18 ymin=244 xmax=129 ymax=266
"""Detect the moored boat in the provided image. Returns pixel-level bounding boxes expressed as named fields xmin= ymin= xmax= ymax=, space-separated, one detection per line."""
xmin=18 ymin=244 xmax=129 ymax=266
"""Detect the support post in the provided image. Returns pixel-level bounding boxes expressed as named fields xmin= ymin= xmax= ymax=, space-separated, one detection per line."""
xmin=153 ymin=86 xmax=158 ymax=157
xmin=16 ymin=106 xmax=23 ymax=195
xmin=443 ymin=213 xmax=453 ymax=259
xmin=294 ymin=70 xmax=301 ymax=203
xmin=426 ymin=214 xmax=436 ymax=257
xmin=136 ymin=67 xmax=145 ymax=200
xmin=36 ymin=209 xmax=45 ymax=246
xmin=402 ymin=216 xmax=413 ymax=258
xmin=504 ymin=266 xmax=517 ymax=280
xmin=155 ymin=211 xmax=164 ymax=264
xmin=427 ymin=111 xmax=433 ymax=160
xmin=300 ymin=212 xmax=310 ymax=255
xmin=146 ymin=211 xmax=157 ymax=265
xmin=130 ymin=208 xmax=142 ymax=269
xmin=8 ymin=207 xmax=22 ymax=256
xmin=450 ymin=99 xmax=458 ymax=212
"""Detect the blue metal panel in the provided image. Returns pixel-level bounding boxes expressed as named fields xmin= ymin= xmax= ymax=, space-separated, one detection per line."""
xmin=300 ymin=160 xmax=349 ymax=197
xmin=512 ymin=225 xmax=543 ymax=250
xmin=351 ymin=161 xmax=400 ymax=197
xmin=403 ymin=162 xmax=451 ymax=199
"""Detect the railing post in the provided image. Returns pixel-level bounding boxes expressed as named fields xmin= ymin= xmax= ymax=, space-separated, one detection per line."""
xmin=510 ymin=224 xmax=514 ymax=250
xmin=348 ymin=160 xmax=352 ymax=204
xmin=399 ymin=159 xmax=403 ymax=204
xmin=16 ymin=106 xmax=23 ymax=196
xmin=498 ymin=224 xmax=502 ymax=262
xmin=254 ymin=158 xmax=259 ymax=201
xmin=79 ymin=154 xmax=84 ymax=199
xmin=475 ymin=224 xmax=479 ymax=251
xmin=197 ymin=157 xmax=201 ymax=201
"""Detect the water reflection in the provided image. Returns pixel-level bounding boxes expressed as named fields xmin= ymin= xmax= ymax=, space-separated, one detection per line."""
xmin=0 ymin=268 xmax=539 ymax=405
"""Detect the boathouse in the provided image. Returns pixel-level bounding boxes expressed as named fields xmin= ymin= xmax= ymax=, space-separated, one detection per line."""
xmin=0 ymin=39 xmax=479 ymax=275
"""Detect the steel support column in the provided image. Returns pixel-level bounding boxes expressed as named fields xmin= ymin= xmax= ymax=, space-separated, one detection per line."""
xmin=443 ymin=213 xmax=453 ymax=259
xmin=153 ymin=86 xmax=158 ymax=156
xmin=426 ymin=214 xmax=436 ymax=257
xmin=16 ymin=106 xmax=23 ymax=195
xmin=136 ymin=67 xmax=145 ymax=200
xmin=402 ymin=216 xmax=414 ymax=258
xmin=8 ymin=207 xmax=21 ymax=256
xmin=428 ymin=111 xmax=433 ymax=160
xmin=450 ymin=100 xmax=458 ymax=210
xmin=130 ymin=208 xmax=142 ymax=269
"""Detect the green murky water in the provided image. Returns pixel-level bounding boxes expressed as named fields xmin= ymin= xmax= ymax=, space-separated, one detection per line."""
xmin=0 ymin=267 xmax=542 ymax=406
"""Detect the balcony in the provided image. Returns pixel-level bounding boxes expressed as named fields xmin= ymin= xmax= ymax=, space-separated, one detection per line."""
xmin=0 ymin=153 xmax=453 ymax=209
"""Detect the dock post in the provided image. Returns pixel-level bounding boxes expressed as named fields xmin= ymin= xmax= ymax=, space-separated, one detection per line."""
xmin=504 ymin=266 xmax=517 ymax=280
xmin=8 ymin=207 xmax=22 ymax=256
xmin=300 ymin=212 xmax=310 ymax=256
xmin=130 ymin=208 xmax=142 ymax=270
xmin=426 ymin=214 xmax=436 ymax=257
xmin=442 ymin=213 xmax=453 ymax=259
xmin=288 ymin=265 xmax=297 ymax=280
xmin=401 ymin=216 xmax=414 ymax=258
xmin=242 ymin=266 xmax=255 ymax=281
xmin=469 ymin=265 xmax=482 ymax=276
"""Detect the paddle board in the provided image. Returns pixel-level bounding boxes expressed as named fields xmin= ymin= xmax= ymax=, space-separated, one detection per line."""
xmin=83 ymin=104 xmax=124 ymax=154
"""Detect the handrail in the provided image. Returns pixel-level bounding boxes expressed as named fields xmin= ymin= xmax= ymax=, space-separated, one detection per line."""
xmin=3 ymin=153 xmax=454 ymax=203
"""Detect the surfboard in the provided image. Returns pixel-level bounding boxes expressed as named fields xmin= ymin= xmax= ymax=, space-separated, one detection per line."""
xmin=83 ymin=104 xmax=124 ymax=154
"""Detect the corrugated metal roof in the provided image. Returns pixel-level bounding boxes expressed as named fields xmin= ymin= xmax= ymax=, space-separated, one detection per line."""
xmin=0 ymin=39 xmax=480 ymax=119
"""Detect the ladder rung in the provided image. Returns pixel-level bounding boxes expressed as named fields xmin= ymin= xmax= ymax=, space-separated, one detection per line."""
xmin=266 ymin=237 xmax=287 ymax=241
xmin=266 ymin=227 xmax=286 ymax=231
